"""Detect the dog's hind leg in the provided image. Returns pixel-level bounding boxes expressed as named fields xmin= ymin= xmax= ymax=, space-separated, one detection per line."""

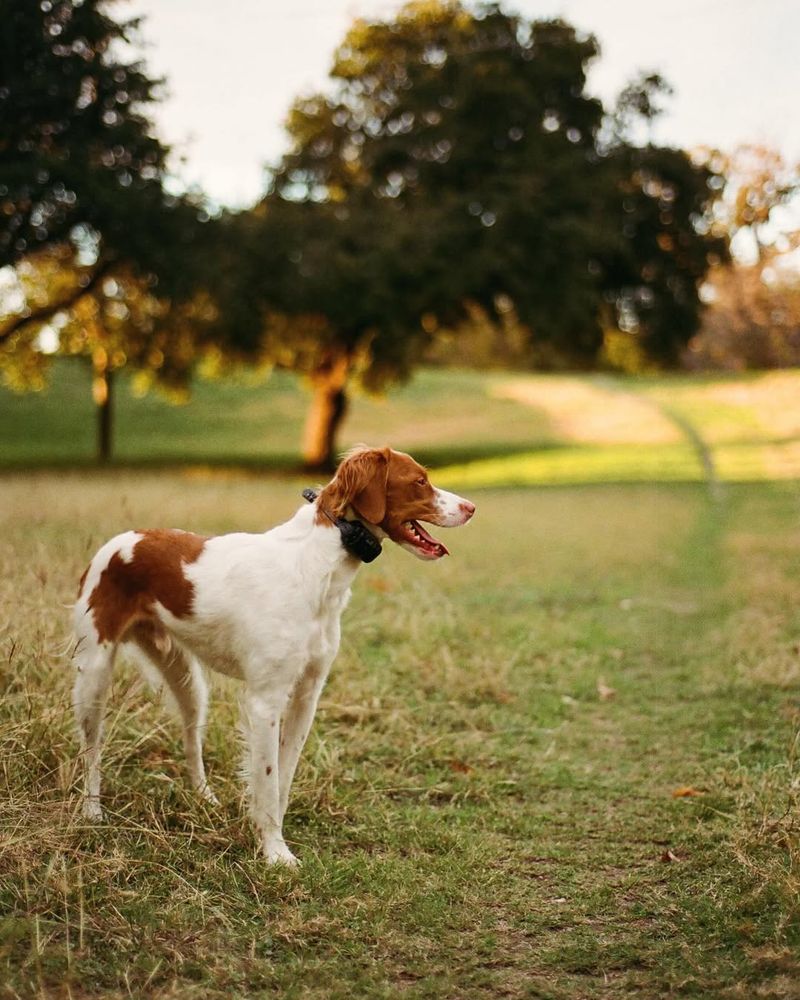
xmin=128 ymin=624 xmax=216 ymax=804
xmin=72 ymin=631 xmax=117 ymax=821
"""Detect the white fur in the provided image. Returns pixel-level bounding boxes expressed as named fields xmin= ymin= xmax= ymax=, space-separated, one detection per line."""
xmin=433 ymin=487 xmax=475 ymax=526
xmin=72 ymin=481 xmax=474 ymax=865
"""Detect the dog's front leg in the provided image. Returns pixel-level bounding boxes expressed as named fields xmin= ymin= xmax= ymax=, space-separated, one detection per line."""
xmin=242 ymin=688 xmax=297 ymax=866
xmin=278 ymin=659 xmax=331 ymax=824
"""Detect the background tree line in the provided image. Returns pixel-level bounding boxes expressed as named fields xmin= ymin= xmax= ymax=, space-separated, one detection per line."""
xmin=2 ymin=0 xmax=797 ymax=468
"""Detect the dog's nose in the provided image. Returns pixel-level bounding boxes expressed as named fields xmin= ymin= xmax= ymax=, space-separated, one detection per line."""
xmin=460 ymin=500 xmax=476 ymax=519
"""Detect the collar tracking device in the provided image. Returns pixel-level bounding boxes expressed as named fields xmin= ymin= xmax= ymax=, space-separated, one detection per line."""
xmin=303 ymin=488 xmax=383 ymax=564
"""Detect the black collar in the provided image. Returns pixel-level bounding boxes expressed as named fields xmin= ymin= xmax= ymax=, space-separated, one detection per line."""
xmin=303 ymin=488 xmax=382 ymax=563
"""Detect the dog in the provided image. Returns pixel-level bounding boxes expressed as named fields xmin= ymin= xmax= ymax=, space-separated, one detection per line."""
xmin=72 ymin=446 xmax=475 ymax=864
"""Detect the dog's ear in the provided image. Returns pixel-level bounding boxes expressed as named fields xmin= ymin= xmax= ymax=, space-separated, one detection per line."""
xmin=334 ymin=447 xmax=389 ymax=524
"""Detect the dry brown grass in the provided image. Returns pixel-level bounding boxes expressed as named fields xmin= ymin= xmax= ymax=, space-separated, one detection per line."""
xmin=1 ymin=472 xmax=799 ymax=998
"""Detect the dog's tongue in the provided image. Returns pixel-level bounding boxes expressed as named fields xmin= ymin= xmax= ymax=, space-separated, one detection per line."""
xmin=413 ymin=521 xmax=450 ymax=557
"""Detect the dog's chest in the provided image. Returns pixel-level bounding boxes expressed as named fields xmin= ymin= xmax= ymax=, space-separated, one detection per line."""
xmin=172 ymin=540 xmax=355 ymax=679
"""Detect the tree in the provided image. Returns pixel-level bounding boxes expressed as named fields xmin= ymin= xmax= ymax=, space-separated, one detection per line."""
xmin=219 ymin=193 xmax=465 ymax=467
xmin=228 ymin=0 xmax=725 ymax=468
xmin=684 ymin=145 xmax=800 ymax=370
xmin=685 ymin=251 xmax=800 ymax=370
xmin=0 ymin=0 xmax=210 ymax=459
xmin=598 ymin=143 xmax=727 ymax=365
xmin=710 ymin=144 xmax=800 ymax=262
xmin=0 ymin=249 xmax=205 ymax=460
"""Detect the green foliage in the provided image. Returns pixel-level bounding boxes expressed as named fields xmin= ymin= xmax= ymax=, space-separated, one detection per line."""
xmin=224 ymin=0 xmax=726 ymax=386
xmin=0 ymin=0 xmax=216 ymax=409
xmin=0 ymin=0 xmax=205 ymax=293
xmin=0 ymin=251 xmax=206 ymax=396
xmin=601 ymin=143 xmax=727 ymax=364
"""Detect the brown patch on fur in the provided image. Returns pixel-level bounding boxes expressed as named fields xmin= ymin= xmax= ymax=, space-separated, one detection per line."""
xmin=88 ymin=529 xmax=207 ymax=643
xmin=128 ymin=618 xmax=174 ymax=659
xmin=380 ymin=450 xmax=441 ymax=541
xmin=316 ymin=446 xmax=390 ymax=525
xmin=77 ymin=565 xmax=89 ymax=598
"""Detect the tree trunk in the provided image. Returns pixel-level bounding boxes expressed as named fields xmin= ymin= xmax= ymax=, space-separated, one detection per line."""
xmin=92 ymin=351 xmax=113 ymax=464
xmin=302 ymin=352 xmax=351 ymax=472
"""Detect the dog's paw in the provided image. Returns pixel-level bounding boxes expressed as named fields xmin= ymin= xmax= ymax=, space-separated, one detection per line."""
xmin=81 ymin=798 xmax=103 ymax=821
xmin=263 ymin=840 xmax=299 ymax=867
xmin=197 ymin=784 xmax=220 ymax=807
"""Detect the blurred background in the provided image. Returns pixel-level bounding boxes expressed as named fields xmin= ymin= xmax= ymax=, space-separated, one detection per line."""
xmin=2 ymin=0 xmax=800 ymax=479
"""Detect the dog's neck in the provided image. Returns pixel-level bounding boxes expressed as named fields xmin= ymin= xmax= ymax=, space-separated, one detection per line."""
xmin=302 ymin=488 xmax=383 ymax=564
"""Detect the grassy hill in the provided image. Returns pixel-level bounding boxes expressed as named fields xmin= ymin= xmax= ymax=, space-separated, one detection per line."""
xmin=3 ymin=359 xmax=800 ymax=486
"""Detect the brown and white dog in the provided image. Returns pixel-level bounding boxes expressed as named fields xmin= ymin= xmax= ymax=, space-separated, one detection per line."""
xmin=72 ymin=446 xmax=475 ymax=864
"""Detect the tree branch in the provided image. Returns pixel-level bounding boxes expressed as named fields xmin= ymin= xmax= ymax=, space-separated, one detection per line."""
xmin=0 ymin=256 xmax=118 ymax=346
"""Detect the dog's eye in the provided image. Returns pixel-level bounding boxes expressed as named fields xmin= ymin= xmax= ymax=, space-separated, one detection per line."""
xmin=416 ymin=476 xmax=427 ymax=486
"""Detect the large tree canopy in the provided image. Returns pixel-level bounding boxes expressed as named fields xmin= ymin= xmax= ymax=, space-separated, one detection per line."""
xmin=221 ymin=1 xmax=726 ymax=465
xmin=264 ymin=6 xmax=612 ymax=366
xmin=0 ymin=0 xmax=210 ymax=343
xmin=271 ymin=3 xmax=724 ymax=359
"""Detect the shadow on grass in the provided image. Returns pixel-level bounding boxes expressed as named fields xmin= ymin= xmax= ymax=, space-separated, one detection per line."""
xmin=0 ymin=441 xmax=561 ymax=476
xmin=393 ymin=440 xmax=567 ymax=469
xmin=0 ymin=453 xmax=306 ymax=477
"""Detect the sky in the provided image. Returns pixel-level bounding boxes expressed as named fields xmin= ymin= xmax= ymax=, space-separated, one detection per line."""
xmin=127 ymin=0 xmax=800 ymax=208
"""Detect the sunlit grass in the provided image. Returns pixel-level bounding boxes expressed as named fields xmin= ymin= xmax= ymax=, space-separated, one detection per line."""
xmin=437 ymin=440 xmax=800 ymax=489
xmin=436 ymin=442 xmax=703 ymax=488
xmin=438 ymin=369 xmax=800 ymax=488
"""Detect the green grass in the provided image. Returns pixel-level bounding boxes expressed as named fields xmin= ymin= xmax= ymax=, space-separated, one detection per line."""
xmin=1 ymin=471 xmax=799 ymax=998
xmin=2 ymin=365 xmax=800 ymax=995
xmin=0 ymin=361 xmax=553 ymax=469
xmin=5 ymin=361 xmax=800 ymax=488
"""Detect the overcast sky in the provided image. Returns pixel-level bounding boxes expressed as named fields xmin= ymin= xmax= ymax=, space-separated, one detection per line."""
xmin=127 ymin=0 xmax=800 ymax=208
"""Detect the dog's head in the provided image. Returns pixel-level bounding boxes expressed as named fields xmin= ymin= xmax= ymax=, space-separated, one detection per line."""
xmin=318 ymin=446 xmax=475 ymax=560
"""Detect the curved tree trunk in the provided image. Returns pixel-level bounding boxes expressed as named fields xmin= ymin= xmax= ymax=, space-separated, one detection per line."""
xmin=302 ymin=352 xmax=351 ymax=472
xmin=92 ymin=351 xmax=113 ymax=464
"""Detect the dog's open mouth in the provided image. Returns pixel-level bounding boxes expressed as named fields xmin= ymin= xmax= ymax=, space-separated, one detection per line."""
xmin=402 ymin=520 xmax=449 ymax=559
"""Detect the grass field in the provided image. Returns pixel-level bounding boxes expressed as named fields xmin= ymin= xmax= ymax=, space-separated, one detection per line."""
xmin=1 ymin=367 xmax=800 ymax=997
xmin=5 ymin=360 xmax=800 ymax=485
